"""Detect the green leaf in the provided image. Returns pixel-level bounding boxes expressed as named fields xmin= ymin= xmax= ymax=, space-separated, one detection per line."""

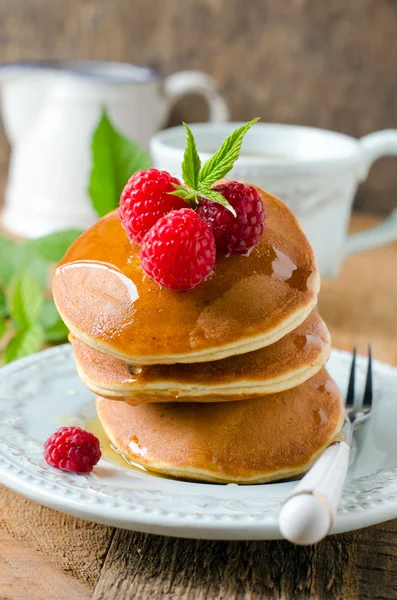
xmin=43 ymin=319 xmax=69 ymax=343
xmin=27 ymin=229 xmax=84 ymax=263
xmin=7 ymin=270 xmax=44 ymax=327
xmin=4 ymin=324 xmax=44 ymax=363
xmin=0 ymin=288 xmax=7 ymax=318
xmin=181 ymin=123 xmax=201 ymax=189
xmin=198 ymin=187 xmax=237 ymax=216
xmin=168 ymin=184 xmax=196 ymax=204
xmin=89 ymin=109 xmax=151 ymax=217
xmin=39 ymin=299 xmax=69 ymax=343
xmin=199 ymin=118 xmax=259 ymax=188
xmin=0 ymin=235 xmax=49 ymax=289
xmin=0 ymin=318 xmax=6 ymax=339
xmin=0 ymin=235 xmax=26 ymax=286
xmin=39 ymin=299 xmax=60 ymax=328
xmin=26 ymin=256 xmax=48 ymax=289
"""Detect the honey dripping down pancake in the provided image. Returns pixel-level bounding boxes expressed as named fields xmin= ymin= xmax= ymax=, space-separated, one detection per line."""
xmin=96 ymin=369 xmax=345 ymax=484
xmin=53 ymin=186 xmax=320 ymax=365
xmin=70 ymin=310 xmax=331 ymax=403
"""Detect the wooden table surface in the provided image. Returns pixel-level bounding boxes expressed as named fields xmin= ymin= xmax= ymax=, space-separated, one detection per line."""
xmin=1 ymin=213 xmax=397 ymax=600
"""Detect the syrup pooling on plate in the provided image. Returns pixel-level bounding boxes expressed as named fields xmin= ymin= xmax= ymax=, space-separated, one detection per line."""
xmin=54 ymin=188 xmax=319 ymax=362
xmin=86 ymin=416 xmax=152 ymax=473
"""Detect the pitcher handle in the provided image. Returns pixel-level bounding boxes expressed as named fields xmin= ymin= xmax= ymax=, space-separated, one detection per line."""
xmin=344 ymin=130 xmax=397 ymax=257
xmin=163 ymin=71 xmax=229 ymax=122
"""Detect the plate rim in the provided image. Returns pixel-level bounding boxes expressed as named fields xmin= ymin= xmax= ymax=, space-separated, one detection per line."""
xmin=1 ymin=344 xmax=397 ymax=540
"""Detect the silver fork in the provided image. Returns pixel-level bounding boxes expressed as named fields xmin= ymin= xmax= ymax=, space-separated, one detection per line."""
xmin=279 ymin=346 xmax=373 ymax=545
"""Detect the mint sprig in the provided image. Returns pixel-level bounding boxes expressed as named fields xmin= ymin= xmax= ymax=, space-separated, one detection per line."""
xmin=7 ymin=270 xmax=43 ymax=328
xmin=89 ymin=109 xmax=151 ymax=217
xmin=181 ymin=122 xmax=201 ymax=189
xmin=0 ymin=228 xmax=83 ymax=363
xmin=170 ymin=118 xmax=259 ymax=215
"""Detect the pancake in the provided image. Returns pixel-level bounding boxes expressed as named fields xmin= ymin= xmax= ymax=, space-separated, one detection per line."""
xmin=96 ymin=369 xmax=344 ymax=484
xmin=71 ymin=310 xmax=331 ymax=403
xmin=53 ymin=185 xmax=320 ymax=365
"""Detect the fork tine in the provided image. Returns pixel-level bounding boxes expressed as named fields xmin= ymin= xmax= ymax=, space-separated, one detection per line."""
xmin=346 ymin=346 xmax=357 ymax=406
xmin=362 ymin=345 xmax=373 ymax=408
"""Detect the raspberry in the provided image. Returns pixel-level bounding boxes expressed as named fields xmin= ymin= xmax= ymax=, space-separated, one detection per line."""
xmin=44 ymin=426 xmax=101 ymax=473
xmin=196 ymin=181 xmax=265 ymax=255
xmin=140 ymin=208 xmax=216 ymax=291
xmin=119 ymin=168 xmax=188 ymax=243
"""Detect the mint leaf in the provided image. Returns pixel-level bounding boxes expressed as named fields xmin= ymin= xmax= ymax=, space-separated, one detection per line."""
xmin=0 ymin=235 xmax=26 ymax=286
xmin=198 ymin=187 xmax=237 ymax=216
xmin=26 ymin=256 xmax=48 ymax=289
xmin=0 ymin=288 xmax=6 ymax=318
xmin=43 ymin=319 xmax=69 ymax=343
xmin=39 ymin=299 xmax=69 ymax=343
xmin=181 ymin=123 xmax=201 ymax=189
xmin=4 ymin=324 xmax=44 ymax=363
xmin=168 ymin=184 xmax=197 ymax=204
xmin=199 ymin=118 xmax=259 ymax=188
xmin=0 ymin=318 xmax=6 ymax=339
xmin=27 ymin=229 xmax=84 ymax=263
xmin=7 ymin=270 xmax=44 ymax=327
xmin=0 ymin=235 xmax=48 ymax=288
xmin=39 ymin=299 xmax=61 ymax=329
xmin=89 ymin=109 xmax=151 ymax=217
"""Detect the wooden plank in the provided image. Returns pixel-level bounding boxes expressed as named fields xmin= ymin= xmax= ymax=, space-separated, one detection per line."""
xmin=92 ymin=528 xmax=360 ymax=599
xmin=356 ymin=520 xmax=397 ymax=600
xmin=0 ymin=528 xmax=91 ymax=599
xmin=0 ymin=485 xmax=114 ymax=589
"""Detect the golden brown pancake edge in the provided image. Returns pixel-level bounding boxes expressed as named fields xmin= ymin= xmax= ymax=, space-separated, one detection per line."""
xmin=96 ymin=369 xmax=345 ymax=484
xmin=71 ymin=310 xmax=331 ymax=403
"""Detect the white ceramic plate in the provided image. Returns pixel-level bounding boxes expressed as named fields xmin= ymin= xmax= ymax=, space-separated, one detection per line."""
xmin=0 ymin=345 xmax=397 ymax=540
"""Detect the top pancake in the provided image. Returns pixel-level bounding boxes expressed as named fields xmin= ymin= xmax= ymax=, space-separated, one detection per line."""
xmin=53 ymin=185 xmax=320 ymax=365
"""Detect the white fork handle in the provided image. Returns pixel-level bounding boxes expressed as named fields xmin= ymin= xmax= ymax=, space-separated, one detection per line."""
xmin=279 ymin=441 xmax=350 ymax=545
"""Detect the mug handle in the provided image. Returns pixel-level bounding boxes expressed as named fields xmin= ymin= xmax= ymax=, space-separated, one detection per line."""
xmin=344 ymin=130 xmax=397 ymax=257
xmin=163 ymin=71 xmax=229 ymax=122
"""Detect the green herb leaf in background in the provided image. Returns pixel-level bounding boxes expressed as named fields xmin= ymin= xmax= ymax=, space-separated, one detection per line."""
xmin=40 ymin=299 xmax=69 ymax=342
xmin=0 ymin=236 xmax=28 ymax=286
xmin=4 ymin=324 xmax=44 ymax=364
xmin=39 ymin=299 xmax=61 ymax=330
xmin=0 ymin=236 xmax=48 ymax=288
xmin=7 ymin=270 xmax=44 ymax=327
xmin=181 ymin=123 xmax=201 ymax=189
xmin=0 ymin=318 xmax=6 ymax=340
xmin=0 ymin=288 xmax=6 ymax=318
xmin=198 ymin=118 xmax=259 ymax=188
xmin=89 ymin=109 xmax=151 ymax=217
xmin=27 ymin=229 xmax=84 ymax=263
xmin=43 ymin=319 xmax=69 ymax=343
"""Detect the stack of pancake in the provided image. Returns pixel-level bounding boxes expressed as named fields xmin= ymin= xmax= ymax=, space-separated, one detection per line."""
xmin=53 ymin=184 xmax=344 ymax=484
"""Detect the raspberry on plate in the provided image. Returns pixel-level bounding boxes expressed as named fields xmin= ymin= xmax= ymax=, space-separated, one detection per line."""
xmin=119 ymin=168 xmax=189 ymax=244
xmin=196 ymin=181 xmax=265 ymax=255
xmin=140 ymin=208 xmax=216 ymax=291
xmin=44 ymin=426 xmax=101 ymax=473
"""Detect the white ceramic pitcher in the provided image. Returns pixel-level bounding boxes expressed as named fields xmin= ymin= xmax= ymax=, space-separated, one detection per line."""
xmin=0 ymin=60 xmax=229 ymax=237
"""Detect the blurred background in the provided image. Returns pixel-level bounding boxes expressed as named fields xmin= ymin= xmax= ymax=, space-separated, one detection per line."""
xmin=0 ymin=0 xmax=396 ymax=365
xmin=1 ymin=0 xmax=397 ymax=213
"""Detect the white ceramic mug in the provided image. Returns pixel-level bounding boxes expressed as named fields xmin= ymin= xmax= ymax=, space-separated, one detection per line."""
xmin=0 ymin=61 xmax=229 ymax=237
xmin=151 ymin=123 xmax=397 ymax=276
